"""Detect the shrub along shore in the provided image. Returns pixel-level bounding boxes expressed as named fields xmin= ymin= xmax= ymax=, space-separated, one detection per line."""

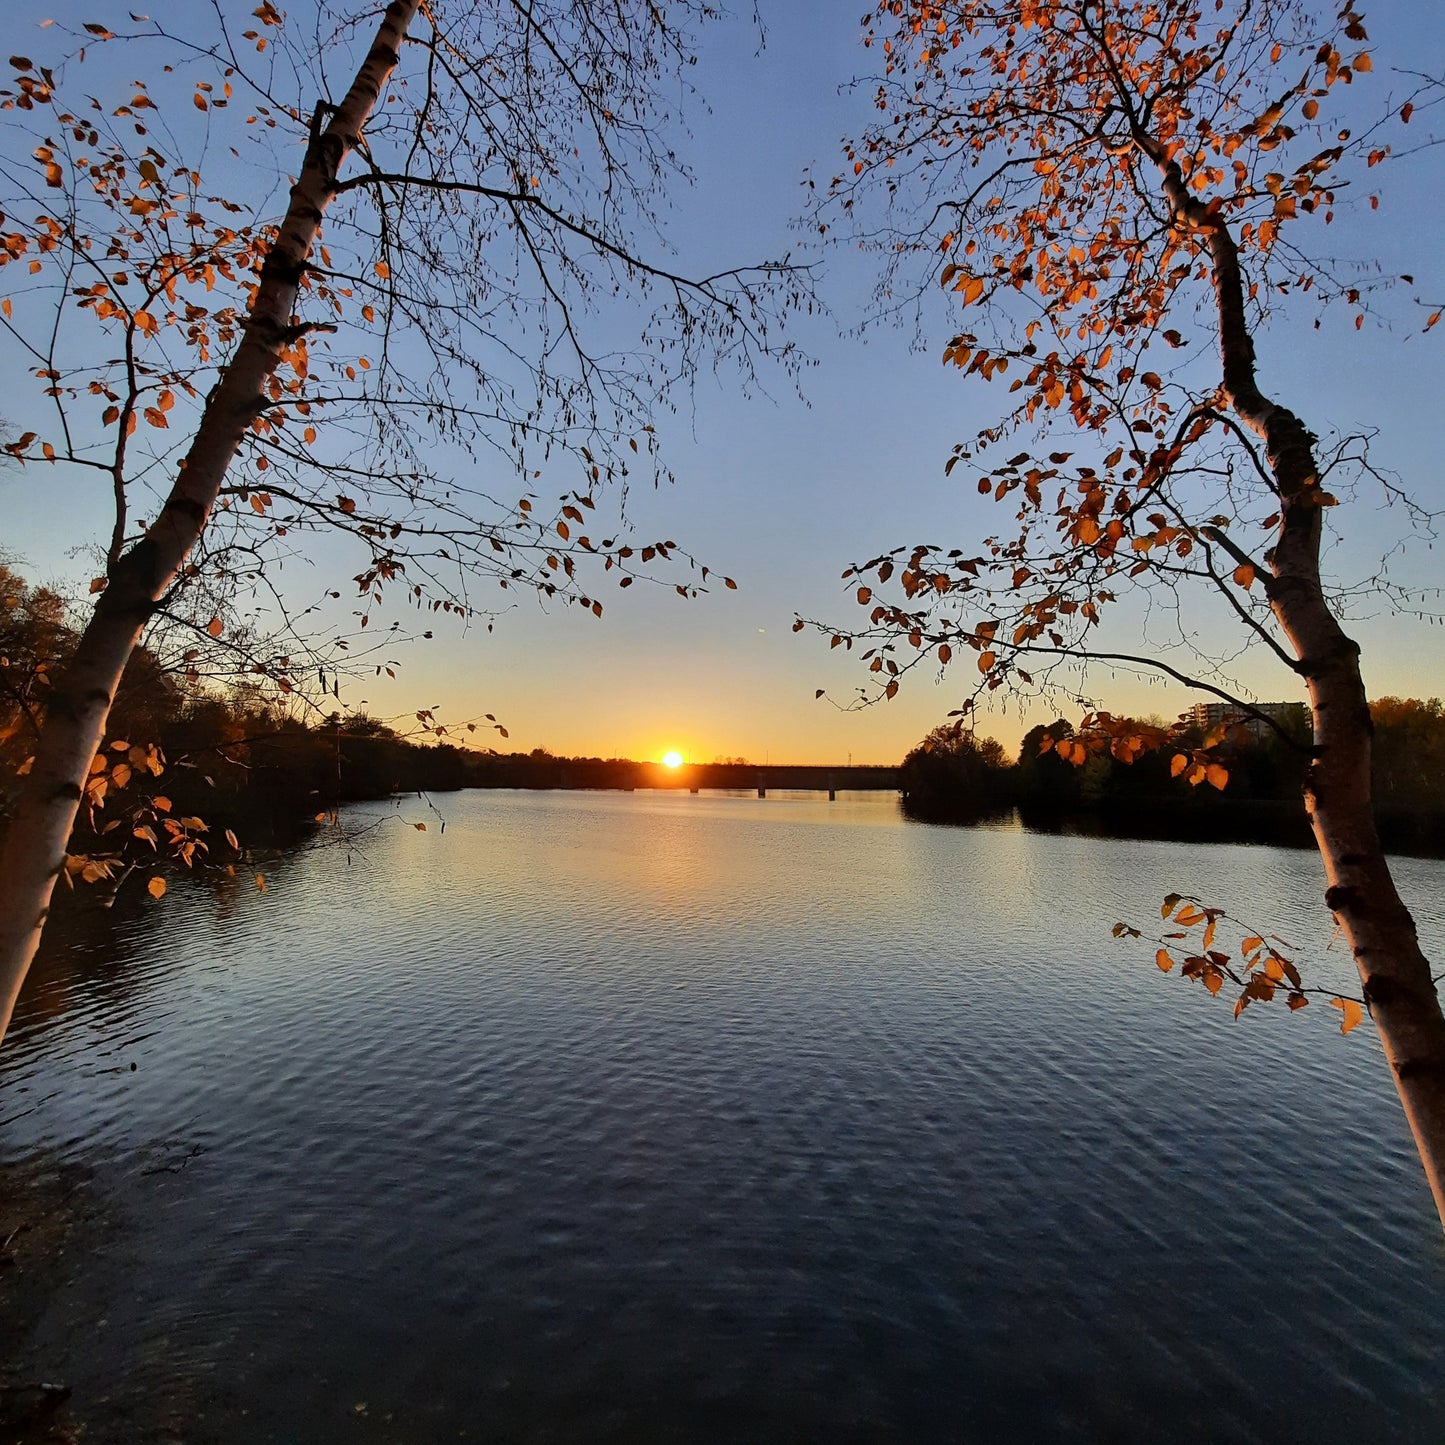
xmin=897 ymin=710 xmax=1445 ymax=859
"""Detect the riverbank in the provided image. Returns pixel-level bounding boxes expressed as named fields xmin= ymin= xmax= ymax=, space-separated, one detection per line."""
xmin=903 ymin=796 xmax=1445 ymax=860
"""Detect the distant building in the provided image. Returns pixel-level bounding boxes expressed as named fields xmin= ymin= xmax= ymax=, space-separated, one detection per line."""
xmin=1182 ymin=700 xmax=1306 ymax=741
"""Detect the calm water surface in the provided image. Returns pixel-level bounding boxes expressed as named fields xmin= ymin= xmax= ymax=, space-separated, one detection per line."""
xmin=3 ymin=789 xmax=1444 ymax=1442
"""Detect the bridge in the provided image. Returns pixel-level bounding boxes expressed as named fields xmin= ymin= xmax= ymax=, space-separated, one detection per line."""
xmin=638 ymin=761 xmax=899 ymax=797
xmin=466 ymin=755 xmax=900 ymax=796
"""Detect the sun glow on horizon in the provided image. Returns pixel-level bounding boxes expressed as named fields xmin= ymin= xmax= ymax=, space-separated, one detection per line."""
xmin=661 ymin=750 xmax=685 ymax=769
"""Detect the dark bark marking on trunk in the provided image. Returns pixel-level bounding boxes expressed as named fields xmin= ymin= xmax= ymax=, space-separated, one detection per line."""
xmin=1396 ymin=1057 xmax=1445 ymax=1083
xmin=1325 ymin=883 xmax=1365 ymax=913
xmin=163 ymin=496 xmax=208 ymax=523
xmin=260 ymin=256 xmax=308 ymax=289
xmin=48 ymin=687 xmax=114 ymax=722
xmin=1365 ymin=975 xmax=1431 ymax=1010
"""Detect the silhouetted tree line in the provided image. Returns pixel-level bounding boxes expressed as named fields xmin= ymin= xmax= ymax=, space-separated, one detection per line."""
xmin=0 ymin=567 xmax=740 ymax=862
xmin=466 ymin=749 xmax=645 ymax=791
xmin=8 ymin=566 xmax=1442 ymax=865
xmin=902 ymin=707 xmax=1445 ymax=857
xmin=0 ymin=566 xmax=502 ymax=854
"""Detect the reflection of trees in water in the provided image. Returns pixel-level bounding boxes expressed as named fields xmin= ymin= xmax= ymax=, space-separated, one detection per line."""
xmin=10 ymin=865 xmax=260 ymax=1054
xmin=6 ymin=895 xmax=149 ymax=1048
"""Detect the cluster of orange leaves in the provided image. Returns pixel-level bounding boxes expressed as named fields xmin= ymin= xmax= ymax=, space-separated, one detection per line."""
xmin=833 ymin=0 xmax=1394 ymax=587
xmin=52 ymin=737 xmax=261 ymax=899
xmin=1037 ymin=714 xmax=1230 ymax=789
xmin=0 ymin=32 xmax=355 ymax=474
xmin=1115 ymin=894 xmax=1365 ymax=1030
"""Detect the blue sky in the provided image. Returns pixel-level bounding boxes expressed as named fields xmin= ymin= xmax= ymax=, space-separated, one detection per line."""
xmin=3 ymin=0 xmax=1443 ymax=764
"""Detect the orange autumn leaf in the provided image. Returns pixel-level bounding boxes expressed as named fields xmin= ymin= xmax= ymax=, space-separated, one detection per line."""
xmin=1331 ymin=997 xmax=1364 ymax=1034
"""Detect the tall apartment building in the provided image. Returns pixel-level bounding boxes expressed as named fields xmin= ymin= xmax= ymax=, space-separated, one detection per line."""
xmin=1185 ymin=700 xmax=1306 ymax=739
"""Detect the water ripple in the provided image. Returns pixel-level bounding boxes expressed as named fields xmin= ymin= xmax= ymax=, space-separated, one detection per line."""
xmin=3 ymin=790 xmax=1443 ymax=1442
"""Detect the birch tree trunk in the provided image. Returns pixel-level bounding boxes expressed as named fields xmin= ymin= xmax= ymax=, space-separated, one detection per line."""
xmin=1152 ymin=146 xmax=1445 ymax=1227
xmin=0 ymin=0 xmax=421 ymax=1045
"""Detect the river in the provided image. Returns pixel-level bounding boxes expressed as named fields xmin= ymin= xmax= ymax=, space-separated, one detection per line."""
xmin=3 ymin=789 xmax=1443 ymax=1441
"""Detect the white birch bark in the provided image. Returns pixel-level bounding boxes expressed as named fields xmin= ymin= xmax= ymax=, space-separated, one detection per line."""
xmin=1150 ymin=144 xmax=1445 ymax=1229
xmin=0 ymin=0 xmax=422 ymax=1043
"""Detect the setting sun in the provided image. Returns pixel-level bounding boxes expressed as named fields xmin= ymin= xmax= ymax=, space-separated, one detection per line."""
xmin=661 ymin=751 xmax=684 ymax=769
